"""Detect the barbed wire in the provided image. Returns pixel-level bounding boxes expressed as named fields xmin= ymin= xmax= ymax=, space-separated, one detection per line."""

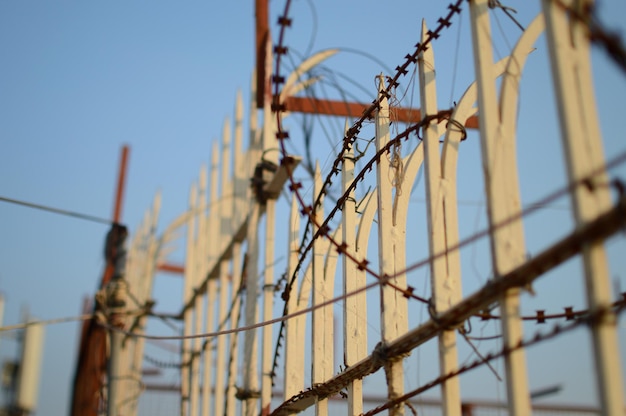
xmin=267 ymin=2 xmax=469 ymax=388
xmin=252 ymin=0 xmax=625 ymax=411
xmin=273 ymin=0 xmax=626 ymax=312
xmin=273 ymin=2 xmax=466 ymax=295
xmin=360 ymin=302 xmax=626 ymax=416
xmin=267 ymin=161 xmax=626 ymax=405
xmin=86 ymin=0 xmax=626 ymax=407
xmin=268 ymin=148 xmax=626 ymax=386
xmin=77 ymin=282 xmax=626 ymax=345
xmin=269 ymin=109 xmax=462 ymax=381
xmin=96 ymin=175 xmax=626 ymax=344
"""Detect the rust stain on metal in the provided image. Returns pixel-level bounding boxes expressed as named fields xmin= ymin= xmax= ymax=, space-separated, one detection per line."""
xmin=284 ymin=96 xmax=479 ymax=128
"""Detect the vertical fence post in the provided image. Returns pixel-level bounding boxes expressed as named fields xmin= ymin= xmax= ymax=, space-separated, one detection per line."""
xmin=260 ymin=32 xmax=278 ymax=415
xmin=195 ymin=166 xmax=209 ymax=416
xmin=242 ymin=201 xmax=262 ymax=416
xmin=261 ymin=196 xmax=276 ymax=416
xmin=418 ymin=19 xmax=462 ymax=416
xmin=234 ymin=90 xmax=248 ymax=214
xmin=117 ymin=206 xmax=144 ymax=416
xmin=225 ymin=242 xmax=244 ymax=416
xmin=190 ymin=167 xmax=207 ymax=416
xmin=127 ymin=192 xmax=161 ymax=416
xmin=283 ymin=195 xmax=301 ymax=405
xmin=342 ymin=135 xmax=367 ymax=416
xmin=225 ymin=91 xmax=247 ymax=416
xmin=214 ymin=118 xmax=233 ymax=416
xmin=311 ymin=163 xmax=333 ymax=416
xmin=124 ymin=192 xmax=161 ymax=416
xmin=214 ymin=249 xmax=229 ymax=416
xmin=468 ymin=2 xmax=531 ymax=415
xmin=181 ymin=183 xmax=198 ymax=416
xmin=202 ymin=141 xmax=221 ymax=416
xmin=283 ymin=195 xmax=314 ymax=412
xmin=241 ymin=68 xmax=264 ymax=416
xmin=542 ymin=1 xmax=624 ymax=414
xmin=375 ymin=74 xmax=408 ymax=416
xmin=201 ymin=280 xmax=217 ymax=416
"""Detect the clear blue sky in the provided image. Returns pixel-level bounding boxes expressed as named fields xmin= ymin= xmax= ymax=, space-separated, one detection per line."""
xmin=1 ymin=1 xmax=625 ymax=415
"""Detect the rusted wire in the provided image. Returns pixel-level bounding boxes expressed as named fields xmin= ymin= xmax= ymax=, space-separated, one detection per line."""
xmin=269 ymin=194 xmax=626 ymax=415
xmin=270 ymin=0 xmax=626 ymax=373
xmin=268 ymin=1 xmax=466 ymax=382
xmin=360 ymin=302 xmax=626 ymax=416
xmin=264 ymin=0 xmax=626 ymax=408
xmin=95 ymin=157 xmax=626 ymax=346
xmin=272 ymin=0 xmax=466 ymax=296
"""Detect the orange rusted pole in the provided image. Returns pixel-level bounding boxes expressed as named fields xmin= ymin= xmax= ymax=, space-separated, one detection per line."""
xmin=256 ymin=0 xmax=269 ymax=108
xmin=157 ymin=262 xmax=185 ymax=275
xmin=112 ymin=145 xmax=129 ymax=225
xmin=284 ymin=96 xmax=479 ymax=128
xmin=71 ymin=145 xmax=130 ymax=416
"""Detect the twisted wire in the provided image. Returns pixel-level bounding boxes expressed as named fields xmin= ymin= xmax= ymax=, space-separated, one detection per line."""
xmin=266 ymin=1 xmax=466 ymax=388
xmin=361 ymin=302 xmax=626 ymax=416
xmin=271 ymin=0 xmax=464 ymax=288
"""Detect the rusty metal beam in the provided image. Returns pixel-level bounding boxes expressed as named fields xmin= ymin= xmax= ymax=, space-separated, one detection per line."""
xmin=112 ymin=145 xmax=129 ymax=225
xmin=255 ymin=0 xmax=269 ymax=108
xmin=157 ymin=263 xmax=185 ymax=275
xmin=284 ymin=96 xmax=480 ymax=128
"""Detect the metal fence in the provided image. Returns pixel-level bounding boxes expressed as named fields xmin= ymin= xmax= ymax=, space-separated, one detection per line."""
xmin=110 ymin=1 xmax=626 ymax=415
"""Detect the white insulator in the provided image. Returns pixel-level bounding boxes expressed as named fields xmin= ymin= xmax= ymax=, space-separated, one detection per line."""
xmin=16 ymin=321 xmax=45 ymax=412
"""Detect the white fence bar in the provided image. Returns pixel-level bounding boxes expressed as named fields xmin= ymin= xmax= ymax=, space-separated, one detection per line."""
xmin=375 ymin=74 xmax=409 ymax=416
xmin=214 ymin=118 xmax=233 ymax=416
xmin=181 ymin=182 xmax=198 ymax=416
xmin=190 ymin=167 xmax=207 ymax=416
xmin=241 ymin=68 xmax=264 ymax=416
xmin=342 ymin=131 xmax=366 ymax=416
xmin=542 ymin=1 xmax=625 ymax=414
xmin=468 ymin=2 xmax=531 ymax=415
xmin=311 ymin=163 xmax=332 ymax=416
xmin=234 ymin=91 xmax=249 ymax=234
xmin=201 ymin=279 xmax=217 ymax=416
xmin=418 ymin=20 xmax=462 ymax=416
xmin=117 ymin=214 xmax=141 ymax=416
xmin=261 ymin=198 xmax=276 ymax=416
xmin=120 ymin=190 xmax=161 ymax=416
xmin=283 ymin=195 xmax=308 ymax=410
xmin=202 ymin=141 xmax=221 ymax=416
xmin=242 ymin=201 xmax=262 ymax=416
xmin=260 ymin=33 xmax=279 ymax=415
xmin=225 ymin=92 xmax=247 ymax=416
xmin=225 ymin=242 xmax=244 ymax=416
